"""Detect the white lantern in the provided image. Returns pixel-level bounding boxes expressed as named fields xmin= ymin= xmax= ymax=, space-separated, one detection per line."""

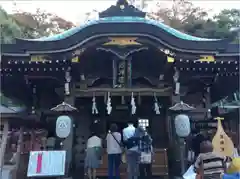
xmin=174 ymin=114 xmax=191 ymax=137
xmin=56 ymin=116 xmax=72 ymax=138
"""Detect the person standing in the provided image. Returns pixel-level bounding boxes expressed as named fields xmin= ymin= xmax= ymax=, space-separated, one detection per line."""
xmin=106 ymin=123 xmax=122 ymax=179
xmin=85 ymin=132 xmax=102 ymax=179
xmin=138 ymin=127 xmax=153 ymax=179
xmin=123 ymin=123 xmax=142 ymax=179
xmin=194 ymin=140 xmax=231 ymax=179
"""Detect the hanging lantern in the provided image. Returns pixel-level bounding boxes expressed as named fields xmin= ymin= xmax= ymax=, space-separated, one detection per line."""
xmin=131 ymin=92 xmax=136 ymax=115
xmin=56 ymin=115 xmax=71 ymax=138
xmin=106 ymin=92 xmax=112 ymax=115
xmin=174 ymin=114 xmax=191 ymax=137
xmin=92 ymin=95 xmax=98 ymax=114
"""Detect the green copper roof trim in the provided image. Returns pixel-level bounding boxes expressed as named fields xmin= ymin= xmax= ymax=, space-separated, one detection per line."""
xmin=0 ymin=92 xmax=26 ymax=108
xmin=212 ymin=91 xmax=240 ymax=111
xmin=29 ymin=16 xmax=220 ymax=42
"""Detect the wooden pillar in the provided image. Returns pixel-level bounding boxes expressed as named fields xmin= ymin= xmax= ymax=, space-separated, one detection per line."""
xmin=30 ymin=130 xmax=35 ymax=150
xmin=63 ymin=94 xmax=75 ymax=177
xmin=13 ymin=127 xmax=23 ymax=179
xmin=0 ymin=120 xmax=9 ymax=174
xmin=238 ymin=109 xmax=240 ymax=151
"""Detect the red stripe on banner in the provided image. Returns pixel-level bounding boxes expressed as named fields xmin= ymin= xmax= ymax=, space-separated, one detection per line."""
xmin=36 ymin=153 xmax=43 ymax=173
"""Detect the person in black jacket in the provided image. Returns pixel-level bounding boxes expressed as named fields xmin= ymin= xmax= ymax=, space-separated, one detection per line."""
xmin=138 ymin=127 xmax=153 ymax=179
xmin=191 ymin=129 xmax=206 ymax=159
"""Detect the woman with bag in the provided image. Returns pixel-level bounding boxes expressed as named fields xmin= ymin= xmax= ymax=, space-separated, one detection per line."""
xmin=106 ymin=123 xmax=122 ymax=179
xmin=138 ymin=127 xmax=153 ymax=179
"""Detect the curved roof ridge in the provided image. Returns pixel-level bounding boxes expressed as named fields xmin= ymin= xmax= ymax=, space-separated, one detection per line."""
xmin=21 ymin=16 xmax=221 ymax=42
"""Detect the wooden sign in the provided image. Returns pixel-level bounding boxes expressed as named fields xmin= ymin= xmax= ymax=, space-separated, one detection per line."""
xmin=103 ymin=37 xmax=141 ymax=46
xmin=212 ymin=117 xmax=234 ymax=157
xmin=27 ymin=151 xmax=66 ymax=177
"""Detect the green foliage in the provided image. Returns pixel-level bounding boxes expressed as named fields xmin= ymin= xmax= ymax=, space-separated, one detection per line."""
xmin=149 ymin=0 xmax=240 ymax=41
xmin=0 ymin=6 xmax=75 ymax=43
xmin=0 ymin=6 xmax=24 ymax=43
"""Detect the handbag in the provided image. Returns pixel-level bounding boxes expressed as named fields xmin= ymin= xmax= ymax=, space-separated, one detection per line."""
xmin=140 ymin=152 xmax=152 ymax=164
xmin=110 ymin=132 xmax=126 ymax=163
xmin=94 ymin=146 xmax=103 ymax=160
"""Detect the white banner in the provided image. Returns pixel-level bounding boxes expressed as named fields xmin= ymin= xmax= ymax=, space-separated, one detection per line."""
xmin=27 ymin=150 xmax=66 ymax=177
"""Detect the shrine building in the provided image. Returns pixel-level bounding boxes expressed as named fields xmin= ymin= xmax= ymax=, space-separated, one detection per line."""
xmin=1 ymin=0 xmax=239 ymax=178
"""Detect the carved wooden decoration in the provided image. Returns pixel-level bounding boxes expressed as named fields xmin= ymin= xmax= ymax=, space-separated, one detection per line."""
xmin=195 ymin=55 xmax=215 ymax=62
xmin=72 ymin=48 xmax=85 ymax=56
xmin=212 ymin=117 xmax=234 ymax=157
xmin=103 ymin=37 xmax=141 ymax=46
xmin=97 ymin=46 xmax=147 ymax=59
xmin=30 ymin=55 xmax=51 ymax=62
xmin=159 ymin=48 xmax=175 ymax=56
xmin=71 ymin=48 xmax=85 ymax=63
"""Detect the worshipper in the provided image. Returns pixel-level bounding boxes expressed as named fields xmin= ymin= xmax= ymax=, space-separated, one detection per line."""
xmin=123 ymin=122 xmax=141 ymax=179
xmin=138 ymin=127 xmax=153 ymax=179
xmin=106 ymin=123 xmax=122 ymax=179
xmin=194 ymin=140 xmax=231 ymax=179
xmin=85 ymin=132 xmax=102 ymax=179
xmin=191 ymin=129 xmax=206 ymax=160
xmin=46 ymin=131 xmax=56 ymax=150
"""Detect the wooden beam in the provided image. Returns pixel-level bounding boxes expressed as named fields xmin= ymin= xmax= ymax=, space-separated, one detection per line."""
xmin=14 ymin=127 xmax=23 ymax=179
xmin=74 ymin=87 xmax=172 ymax=97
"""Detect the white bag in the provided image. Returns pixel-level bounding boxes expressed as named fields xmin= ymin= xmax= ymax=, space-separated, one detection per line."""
xmin=140 ymin=152 xmax=152 ymax=164
xmin=183 ymin=165 xmax=196 ymax=179
xmin=187 ymin=150 xmax=195 ymax=162
xmin=233 ymin=148 xmax=239 ymax=158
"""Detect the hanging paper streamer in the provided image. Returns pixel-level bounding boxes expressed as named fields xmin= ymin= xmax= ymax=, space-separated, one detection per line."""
xmin=106 ymin=92 xmax=112 ymax=115
xmin=64 ymin=71 xmax=71 ymax=95
xmin=154 ymin=93 xmax=160 ymax=115
xmin=173 ymin=68 xmax=180 ymax=95
xmin=131 ymin=92 xmax=136 ymax=115
xmin=175 ymin=82 xmax=180 ymax=94
xmin=92 ymin=96 xmax=98 ymax=114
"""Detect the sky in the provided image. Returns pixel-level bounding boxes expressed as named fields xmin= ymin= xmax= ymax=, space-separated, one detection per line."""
xmin=0 ymin=0 xmax=240 ymax=24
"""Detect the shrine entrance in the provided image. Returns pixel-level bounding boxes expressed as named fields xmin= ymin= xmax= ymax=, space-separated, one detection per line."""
xmin=72 ymin=94 xmax=171 ymax=179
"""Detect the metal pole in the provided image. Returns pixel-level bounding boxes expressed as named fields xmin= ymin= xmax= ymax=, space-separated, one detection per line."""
xmin=179 ymin=138 xmax=186 ymax=175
